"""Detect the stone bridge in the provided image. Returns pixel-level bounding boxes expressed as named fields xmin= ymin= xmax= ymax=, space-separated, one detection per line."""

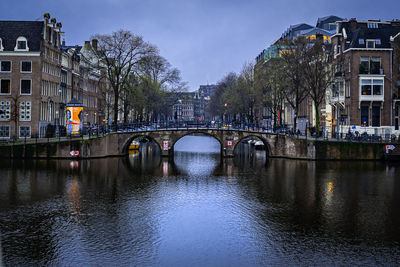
xmin=83 ymin=129 xmax=313 ymax=159
xmin=0 ymin=128 xmax=387 ymax=160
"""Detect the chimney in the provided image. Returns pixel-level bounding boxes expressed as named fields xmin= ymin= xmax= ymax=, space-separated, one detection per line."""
xmin=92 ymin=39 xmax=98 ymax=51
xmin=349 ymin=18 xmax=358 ymax=32
xmin=84 ymin=41 xmax=90 ymax=47
xmin=51 ymin=18 xmax=57 ymax=24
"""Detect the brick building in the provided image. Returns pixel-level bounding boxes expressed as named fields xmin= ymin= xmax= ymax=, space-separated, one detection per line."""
xmin=330 ymin=18 xmax=400 ymax=136
xmin=0 ymin=14 xmax=106 ymax=139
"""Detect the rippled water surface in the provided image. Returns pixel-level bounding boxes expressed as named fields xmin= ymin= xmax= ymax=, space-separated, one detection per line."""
xmin=1 ymin=135 xmax=400 ymax=266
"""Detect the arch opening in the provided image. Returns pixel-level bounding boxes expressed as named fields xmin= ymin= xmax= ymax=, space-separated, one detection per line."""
xmin=123 ymin=135 xmax=161 ymax=157
xmin=173 ymin=132 xmax=222 ymax=154
xmin=233 ymin=135 xmax=270 ymax=158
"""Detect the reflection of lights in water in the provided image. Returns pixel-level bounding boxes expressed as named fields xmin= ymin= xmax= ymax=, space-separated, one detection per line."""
xmin=68 ymin=178 xmax=81 ymax=214
xmin=163 ymin=161 xmax=169 ymax=177
xmin=69 ymin=161 xmax=79 ymax=170
xmin=327 ymin=181 xmax=334 ymax=196
xmin=129 ymin=150 xmax=139 ymax=156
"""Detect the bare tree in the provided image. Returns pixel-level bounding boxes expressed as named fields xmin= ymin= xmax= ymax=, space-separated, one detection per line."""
xmin=279 ymin=38 xmax=309 ymax=132
xmin=303 ymin=39 xmax=334 ymax=137
xmin=93 ymin=30 xmax=156 ymax=128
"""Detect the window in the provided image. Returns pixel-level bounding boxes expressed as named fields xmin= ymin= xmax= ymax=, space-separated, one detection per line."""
xmin=19 ymin=101 xmax=31 ymax=121
xmin=1 ymin=61 xmax=11 ymax=72
xmin=372 ymin=79 xmax=383 ymax=95
xmin=359 ymin=39 xmax=364 ymax=45
xmin=361 ymin=78 xmax=384 ymax=96
xmin=376 ymin=39 xmax=381 ymax=45
xmin=366 ymin=40 xmax=375 ymax=48
xmin=361 ymin=106 xmax=369 ymax=126
xmin=14 ymin=36 xmax=28 ymax=51
xmin=368 ymin=22 xmax=378 ymax=29
xmin=21 ymin=61 xmax=32 ymax=73
xmin=372 ymin=106 xmax=380 ymax=127
xmin=348 ymin=57 xmax=351 ymax=72
xmin=19 ymin=126 xmax=30 ymax=138
xmin=359 ymin=57 xmax=381 ymax=74
xmin=346 ymin=80 xmax=351 ymax=97
xmin=0 ymin=79 xmax=11 ymax=94
xmin=360 ymin=57 xmax=369 ymax=74
xmin=0 ymin=125 xmax=10 ymax=138
xmin=0 ymin=38 xmax=3 ymax=51
xmin=361 ymin=79 xmax=371 ymax=95
xmin=20 ymin=79 xmax=31 ymax=95
xmin=0 ymin=101 xmax=10 ymax=120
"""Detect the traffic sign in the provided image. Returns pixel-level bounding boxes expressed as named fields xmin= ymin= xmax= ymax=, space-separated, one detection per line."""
xmin=163 ymin=141 xmax=169 ymax=150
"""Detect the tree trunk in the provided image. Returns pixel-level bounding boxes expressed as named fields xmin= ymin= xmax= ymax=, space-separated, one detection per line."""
xmin=314 ymin=101 xmax=320 ymax=138
xmin=113 ymin=88 xmax=119 ymax=130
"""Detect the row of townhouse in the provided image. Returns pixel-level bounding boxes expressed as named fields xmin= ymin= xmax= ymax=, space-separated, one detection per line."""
xmin=256 ymin=16 xmax=400 ymax=136
xmin=0 ymin=13 xmax=107 ymax=139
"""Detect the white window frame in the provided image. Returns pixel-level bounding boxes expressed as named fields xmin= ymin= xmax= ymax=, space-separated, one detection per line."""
xmin=359 ymin=76 xmax=384 ymax=101
xmin=0 ymin=38 xmax=3 ymax=51
xmin=0 ymin=125 xmax=10 ymax=139
xmin=20 ymin=79 xmax=32 ymax=95
xmin=19 ymin=101 xmax=31 ymax=121
xmin=0 ymin=101 xmax=11 ymax=121
xmin=0 ymin=60 xmax=12 ymax=73
xmin=0 ymin=79 xmax=11 ymax=95
xmin=20 ymin=60 xmax=32 ymax=73
xmin=14 ymin=36 xmax=29 ymax=51
xmin=19 ymin=125 xmax=31 ymax=138
xmin=366 ymin=39 xmax=376 ymax=49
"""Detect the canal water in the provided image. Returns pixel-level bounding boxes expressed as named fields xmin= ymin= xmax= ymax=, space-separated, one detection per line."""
xmin=1 ymin=135 xmax=400 ymax=266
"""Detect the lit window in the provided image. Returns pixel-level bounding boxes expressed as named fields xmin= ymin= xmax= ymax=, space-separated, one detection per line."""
xmin=0 ymin=61 xmax=11 ymax=72
xmin=0 ymin=79 xmax=11 ymax=94
xmin=20 ymin=79 xmax=31 ymax=95
xmin=21 ymin=61 xmax=32 ymax=72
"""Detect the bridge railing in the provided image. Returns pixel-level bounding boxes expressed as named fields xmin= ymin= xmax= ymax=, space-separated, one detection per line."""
xmin=2 ymin=121 xmax=400 ymax=145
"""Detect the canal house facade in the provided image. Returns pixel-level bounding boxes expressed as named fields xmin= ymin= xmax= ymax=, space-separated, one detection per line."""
xmin=330 ymin=18 xmax=400 ymax=135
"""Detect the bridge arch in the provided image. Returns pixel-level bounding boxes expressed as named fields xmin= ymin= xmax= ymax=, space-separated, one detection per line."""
xmin=121 ymin=134 xmax=162 ymax=155
xmin=233 ymin=134 xmax=271 ymax=157
xmin=171 ymin=131 xmax=223 ymax=154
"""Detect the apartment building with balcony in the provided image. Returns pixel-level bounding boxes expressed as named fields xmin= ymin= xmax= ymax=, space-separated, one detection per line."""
xmin=330 ymin=18 xmax=400 ymax=135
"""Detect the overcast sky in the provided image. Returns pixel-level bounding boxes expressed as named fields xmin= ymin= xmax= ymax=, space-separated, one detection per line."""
xmin=1 ymin=0 xmax=399 ymax=90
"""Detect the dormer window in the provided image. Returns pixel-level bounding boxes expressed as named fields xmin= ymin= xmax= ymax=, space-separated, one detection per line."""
xmin=14 ymin=36 xmax=29 ymax=51
xmin=368 ymin=22 xmax=378 ymax=29
xmin=359 ymin=39 xmax=364 ymax=45
xmin=366 ymin=40 xmax=376 ymax=48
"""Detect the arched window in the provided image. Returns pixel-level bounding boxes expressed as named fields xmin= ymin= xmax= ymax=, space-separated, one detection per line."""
xmin=0 ymin=38 xmax=3 ymax=51
xmin=14 ymin=36 xmax=29 ymax=51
